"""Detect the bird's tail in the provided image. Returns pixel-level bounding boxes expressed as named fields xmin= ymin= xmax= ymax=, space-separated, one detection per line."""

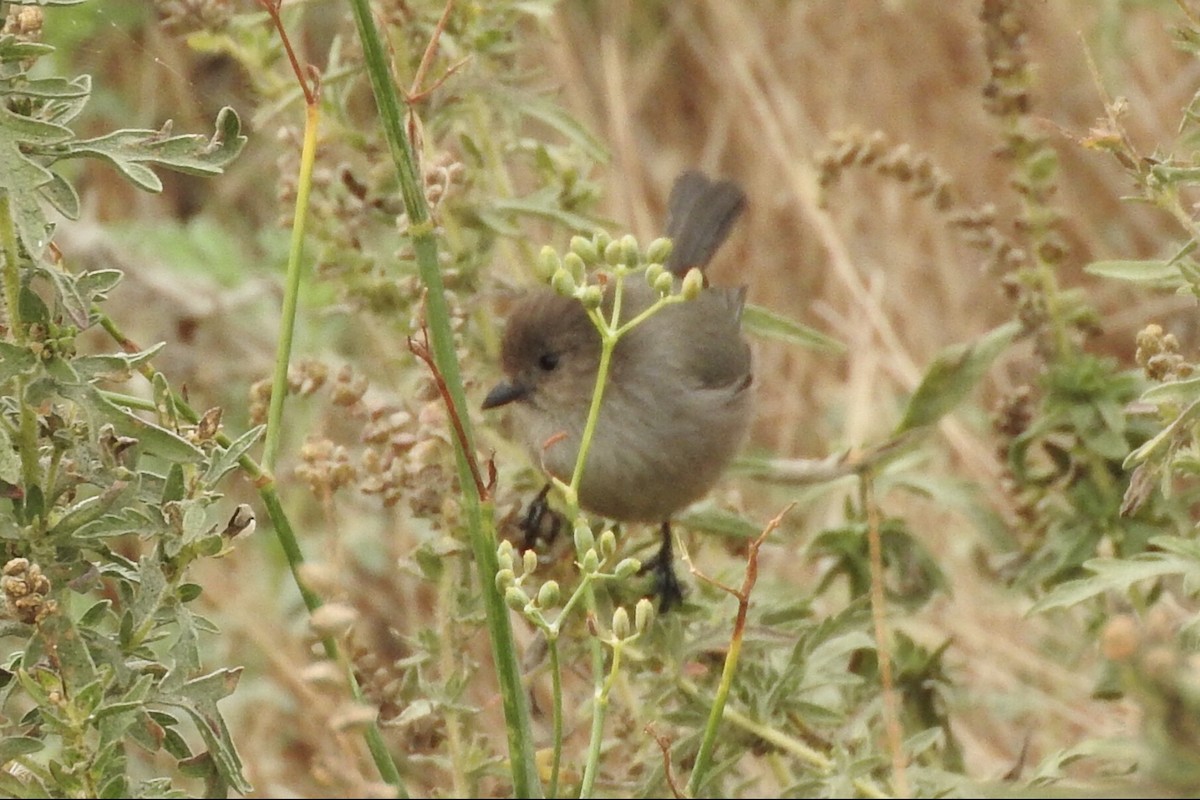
xmin=663 ymin=170 xmax=747 ymax=277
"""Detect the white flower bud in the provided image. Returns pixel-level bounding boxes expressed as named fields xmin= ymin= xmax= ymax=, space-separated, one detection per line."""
xmin=570 ymin=235 xmax=600 ymax=265
xmin=598 ymin=529 xmax=617 ymax=560
xmin=536 ymin=580 xmax=560 ymax=608
xmin=612 ymin=607 xmax=631 ymax=639
xmin=536 ymin=246 xmax=561 ymax=282
xmin=653 ymin=270 xmax=675 ymax=296
xmin=551 ymin=267 xmax=577 ymax=298
xmin=681 ymin=267 xmax=705 ymax=301
xmin=573 ymin=520 xmax=595 ymax=554
xmin=505 ymin=585 xmax=530 ymax=611
xmin=635 ymin=598 xmax=655 ymax=633
xmin=613 ymin=558 xmax=640 ymax=580
xmin=645 ymin=237 xmax=673 ymax=266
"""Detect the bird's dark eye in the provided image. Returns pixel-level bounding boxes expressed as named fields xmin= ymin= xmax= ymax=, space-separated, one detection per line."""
xmin=538 ymin=352 xmax=559 ymax=371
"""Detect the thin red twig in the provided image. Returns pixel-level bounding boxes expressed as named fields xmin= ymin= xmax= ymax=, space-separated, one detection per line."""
xmin=257 ymin=0 xmax=318 ymax=106
xmin=407 ymin=322 xmax=492 ymax=500
xmin=645 ymin=724 xmax=684 ymax=799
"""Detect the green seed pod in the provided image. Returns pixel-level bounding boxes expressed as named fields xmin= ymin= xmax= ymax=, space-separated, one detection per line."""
xmin=570 ymin=235 xmax=600 ymax=265
xmin=536 ymin=245 xmax=561 ymax=282
xmin=604 ymin=238 xmax=623 ymax=266
xmin=573 ymin=520 xmax=596 ymax=555
xmin=681 ymin=267 xmax=705 ymax=301
xmin=563 ymin=251 xmax=586 ymax=282
xmin=620 ymin=234 xmax=640 ymax=266
xmin=653 ymin=270 xmax=675 ymax=297
xmin=504 ymin=585 xmax=530 ymax=611
xmin=644 ymin=262 xmax=665 ymax=289
xmin=635 ymin=598 xmax=655 ymax=633
xmin=598 ymin=529 xmax=617 ymax=560
xmin=580 ymin=285 xmax=603 ymax=310
xmin=593 ymin=229 xmax=612 ymax=256
xmin=580 ymin=548 xmax=600 ymax=574
xmin=645 ymin=236 xmax=673 ymax=265
xmin=612 ymin=606 xmax=631 ymax=639
xmin=522 ymin=548 xmax=538 ymax=576
xmin=537 ymin=580 xmax=560 ymax=608
xmin=495 ymin=568 xmax=516 ymax=591
xmin=497 ymin=541 xmax=514 ymax=572
xmin=613 ymin=557 xmax=640 ymax=580
xmin=551 ymin=267 xmax=577 ymax=298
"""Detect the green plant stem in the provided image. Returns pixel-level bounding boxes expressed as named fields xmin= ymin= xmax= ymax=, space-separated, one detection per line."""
xmin=569 ymin=274 xmax=681 ymax=796
xmin=686 ymin=603 xmax=744 ymax=796
xmin=570 ymin=273 xmax=629 ymax=798
xmin=547 ymin=635 xmax=564 ymax=799
xmin=262 ymin=101 xmax=318 ymax=476
xmin=0 ymin=194 xmax=40 ymax=501
xmin=346 ymin=2 xmax=541 ymax=796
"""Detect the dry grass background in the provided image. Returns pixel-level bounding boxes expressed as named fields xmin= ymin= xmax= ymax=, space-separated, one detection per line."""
xmin=46 ymin=0 xmax=1200 ymax=795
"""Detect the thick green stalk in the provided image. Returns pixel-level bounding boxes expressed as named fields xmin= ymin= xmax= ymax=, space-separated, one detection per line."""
xmin=547 ymin=636 xmax=564 ymax=799
xmin=345 ymin=2 xmax=541 ymax=796
xmin=686 ymin=613 xmax=744 ymax=795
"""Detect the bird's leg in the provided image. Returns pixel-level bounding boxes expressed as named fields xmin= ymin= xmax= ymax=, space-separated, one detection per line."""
xmin=518 ymin=482 xmax=562 ymax=553
xmin=639 ymin=520 xmax=684 ymax=612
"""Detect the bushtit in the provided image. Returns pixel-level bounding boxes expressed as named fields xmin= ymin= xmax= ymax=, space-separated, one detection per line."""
xmin=483 ymin=170 xmax=751 ymax=609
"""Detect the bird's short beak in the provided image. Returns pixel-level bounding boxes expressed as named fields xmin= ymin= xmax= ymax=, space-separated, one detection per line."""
xmin=482 ymin=379 xmax=528 ymax=410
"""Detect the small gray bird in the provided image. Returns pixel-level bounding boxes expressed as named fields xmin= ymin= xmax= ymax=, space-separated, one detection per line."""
xmin=482 ymin=170 xmax=752 ymax=609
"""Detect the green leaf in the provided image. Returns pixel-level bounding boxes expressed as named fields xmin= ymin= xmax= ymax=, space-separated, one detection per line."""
xmin=79 ymin=600 xmax=113 ymax=627
xmin=1 ymin=73 xmax=90 ymax=100
xmin=0 ymin=105 xmax=74 ymax=256
xmin=35 ymin=612 xmax=98 ymax=696
xmin=1123 ymin=398 xmax=1200 ymax=468
xmin=0 ymin=342 xmax=37 ymax=383
xmin=202 ymin=424 xmax=263 ymax=486
xmin=73 ymin=505 xmax=155 ymax=540
xmin=29 ymin=261 xmax=91 ymax=327
xmin=57 ymin=383 xmax=204 ymax=464
xmin=48 ymin=479 xmax=139 ymax=539
xmin=1084 ymin=259 xmax=1179 ymax=283
xmin=75 ymin=268 xmax=123 ymax=301
xmin=161 ymin=668 xmax=251 ymax=794
xmin=510 ymin=92 xmax=608 ymax=163
xmin=162 ymin=463 xmax=185 ymax=504
xmin=0 ymin=36 xmax=54 ymax=64
xmin=742 ymin=303 xmax=845 ymax=353
xmin=1028 ymin=546 xmax=1200 ymax=613
xmin=677 ymin=504 xmax=766 ymax=542
xmin=895 ymin=321 xmax=1019 ymax=435
xmin=491 ymin=194 xmax=602 ymax=232
xmin=1140 ymin=375 xmax=1200 ymax=404
xmin=57 ymin=106 xmax=246 ymax=193
xmin=0 ymin=735 xmax=42 ymax=764
xmin=0 ymin=424 xmax=19 ymax=485
xmin=130 ymin=553 xmax=168 ymax=638
xmin=39 ymin=170 xmax=80 ymax=219
xmin=72 ymin=343 xmax=165 ymax=381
